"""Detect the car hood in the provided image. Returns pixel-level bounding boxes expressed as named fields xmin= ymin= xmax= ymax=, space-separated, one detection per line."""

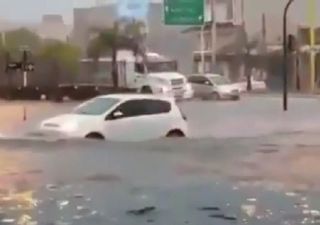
xmin=41 ymin=114 xmax=96 ymax=127
xmin=148 ymin=72 xmax=186 ymax=81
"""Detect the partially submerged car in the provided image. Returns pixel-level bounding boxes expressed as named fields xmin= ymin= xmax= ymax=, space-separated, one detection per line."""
xmin=39 ymin=94 xmax=188 ymax=142
xmin=188 ymin=74 xmax=240 ymax=101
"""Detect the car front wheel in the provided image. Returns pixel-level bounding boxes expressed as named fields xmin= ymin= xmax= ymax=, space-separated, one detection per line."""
xmin=85 ymin=132 xmax=105 ymax=140
xmin=166 ymin=130 xmax=185 ymax=138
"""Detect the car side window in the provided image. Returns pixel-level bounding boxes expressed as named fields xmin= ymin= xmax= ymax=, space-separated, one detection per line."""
xmin=116 ymin=100 xmax=145 ymax=118
xmin=188 ymin=76 xmax=210 ymax=85
xmin=144 ymin=100 xmax=171 ymax=115
xmin=111 ymin=99 xmax=171 ymax=119
xmin=134 ymin=63 xmax=145 ymax=74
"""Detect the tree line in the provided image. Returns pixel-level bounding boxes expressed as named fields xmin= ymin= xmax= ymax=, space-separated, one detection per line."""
xmin=0 ymin=20 xmax=146 ymax=87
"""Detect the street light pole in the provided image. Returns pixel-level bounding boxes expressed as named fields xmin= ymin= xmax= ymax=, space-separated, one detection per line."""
xmin=282 ymin=0 xmax=294 ymax=111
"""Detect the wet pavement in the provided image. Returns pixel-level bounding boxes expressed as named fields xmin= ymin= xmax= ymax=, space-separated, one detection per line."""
xmin=0 ymin=95 xmax=320 ymax=224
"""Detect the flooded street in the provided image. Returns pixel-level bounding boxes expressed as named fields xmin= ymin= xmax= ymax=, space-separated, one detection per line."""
xmin=0 ymin=96 xmax=320 ymax=224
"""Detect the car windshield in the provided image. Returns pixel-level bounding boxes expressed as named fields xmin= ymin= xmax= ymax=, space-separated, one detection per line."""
xmin=73 ymin=97 xmax=120 ymax=115
xmin=209 ymin=76 xmax=231 ymax=85
xmin=147 ymin=61 xmax=177 ymax=73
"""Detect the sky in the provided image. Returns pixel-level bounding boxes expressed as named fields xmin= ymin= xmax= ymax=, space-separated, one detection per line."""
xmin=0 ymin=0 xmax=319 ymax=26
xmin=0 ymin=0 xmax=97 ymax=23
xmin=0 ymin=0 xmax=156 ymax=24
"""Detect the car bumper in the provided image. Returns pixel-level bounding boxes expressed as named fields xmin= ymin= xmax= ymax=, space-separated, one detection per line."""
xmin=32 ymin=128 xmax=79 ymax=140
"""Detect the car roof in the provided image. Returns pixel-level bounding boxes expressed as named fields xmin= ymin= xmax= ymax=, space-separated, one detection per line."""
xmin=97 ymin=94 xmax=174 ymax=102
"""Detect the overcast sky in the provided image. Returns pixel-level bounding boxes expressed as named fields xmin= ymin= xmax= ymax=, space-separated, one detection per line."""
xmin=0 ymin=0 xmax=319 ymax=26
xmin=0 ymin=0 xmax=97 ymax=23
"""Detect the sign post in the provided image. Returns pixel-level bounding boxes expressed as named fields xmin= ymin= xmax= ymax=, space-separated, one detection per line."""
xmin=164 ymin=0 xmax=204 ymax=25
xmin=164 ymin=0 xmax=205 ymax=73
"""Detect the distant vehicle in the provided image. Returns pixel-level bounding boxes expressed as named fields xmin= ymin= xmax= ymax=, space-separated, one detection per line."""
xmin=39 ymin=94 xmax=188 ymax=142
xmin=0 ymin=51 xmax=192 ymax=101
xmin=188 ymin=74 xmax=240 ymax=101
xmin=81 ymin=51 xmax=193 ymax=100
xmin=236 ymin=77 xmax=267 ymax=93
xmin=138 ymin=72 xmax=194 ymax=100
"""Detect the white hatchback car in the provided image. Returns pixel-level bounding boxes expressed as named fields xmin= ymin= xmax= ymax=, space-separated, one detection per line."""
xmin=39 ymin=94 xmax=188 ymax=142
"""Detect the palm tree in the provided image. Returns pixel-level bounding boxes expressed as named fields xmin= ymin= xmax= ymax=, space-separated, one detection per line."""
xmin=87 ymin=21 xmax=146 ymax=88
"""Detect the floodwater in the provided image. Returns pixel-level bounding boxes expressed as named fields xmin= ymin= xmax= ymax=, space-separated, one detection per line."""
xmin=0 ymin=95 xmax=320 ymax=225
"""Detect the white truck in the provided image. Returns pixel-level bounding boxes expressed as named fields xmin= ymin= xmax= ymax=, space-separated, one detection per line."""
xmin=80 ymin=50 xmax=194 ymax=100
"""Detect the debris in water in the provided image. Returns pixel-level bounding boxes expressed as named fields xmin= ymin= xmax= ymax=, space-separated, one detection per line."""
xmin=208 ymin=214 xmax=225 ymax=219
xmin=57 ymin=200 xmax=69 ymax=210
xmin=46 ymin=184 xmax=58 ymax=191
xmin=127 ymin=206 xmax=156 ymax=215
xmin=72 ymin=215 xmax=83 ymax=220
xmin=198 ymin=207 xmax=220 ymax=211
xmin=74 ymin=194 xmax=84 ymax=199
xmin=209 ymin=214 xmax=236 ymax=221
xmin=247 ymin=198 xmax=257 ymax=202
xmin=223 ymin=215 xmax=237 ymax=221
xmin=90 ymin=210 xmax=98 ymax=216
xmin=241 ymin=204 xmax=256 ymax=217
xmin=1 ymin=218 xmax=15 ymax=224
xmin=76 ymin=206 xmax=91 ymax=216
xmin=85 ymin=173 xmax=121 ymax=182
xmin=146 ymin=219 xmax=154 ymax=223
xmin=285 ymin=192 xmax=297 ymax=197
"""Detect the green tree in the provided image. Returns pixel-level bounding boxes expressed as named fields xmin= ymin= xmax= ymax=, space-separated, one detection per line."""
xmin=87 ymin=21 xmax=146 ymax=87
xmin=1 ymin=28 xmax=41 ymax=52
xmin=38 ymin=41 xmax=81 ymax=84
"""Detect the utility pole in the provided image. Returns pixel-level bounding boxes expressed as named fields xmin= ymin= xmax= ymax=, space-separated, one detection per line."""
xmin=307 ymin=0 xmax=316 ymax=92
xmin=211 ymin=0 xmax=216 ymax=69
xmin=282 ymin=0 xmax=295 ymax=111
xmin=200 ymin=25 xmax=205 ymax=74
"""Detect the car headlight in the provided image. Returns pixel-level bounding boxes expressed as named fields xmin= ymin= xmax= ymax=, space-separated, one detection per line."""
xmin=185 ymin=83 xmax=192 ymax=91
xmin=60 ymin=122 xmax=78 ymax=132
xmin=160 ymin=86 xmax=171 ymax=93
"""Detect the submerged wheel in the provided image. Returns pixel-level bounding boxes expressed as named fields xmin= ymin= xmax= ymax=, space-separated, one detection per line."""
xmin=140 ymin=86 xmax=153 ymax=94
xmin=166 ymin=130 xmax=185 ymax=138
xmin=85 ymin=132 xmax=105 ymax=140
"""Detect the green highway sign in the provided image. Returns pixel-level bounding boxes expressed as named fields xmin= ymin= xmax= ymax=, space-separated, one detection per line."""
xmin=164 ymin=0 xmax=204 ymax=25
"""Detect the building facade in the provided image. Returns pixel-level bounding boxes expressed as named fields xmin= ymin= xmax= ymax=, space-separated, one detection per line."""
xmin=72 ymin=3 xmax=197 ymax=74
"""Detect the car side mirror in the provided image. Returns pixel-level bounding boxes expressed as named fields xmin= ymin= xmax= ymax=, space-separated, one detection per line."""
xmin=106 ymin=110 xmax=124 ymax=120
xmin=113 ymin=110 xmax=123 ymax=118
